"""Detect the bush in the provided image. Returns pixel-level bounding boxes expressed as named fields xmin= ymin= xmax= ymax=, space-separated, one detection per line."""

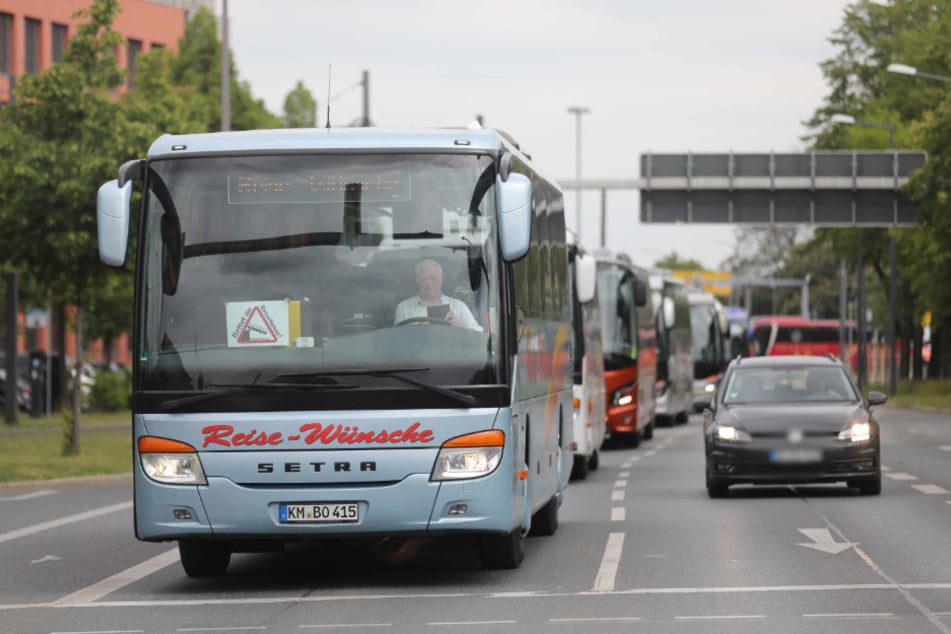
xmin=89 ymin=367 xmax=132 ymax=411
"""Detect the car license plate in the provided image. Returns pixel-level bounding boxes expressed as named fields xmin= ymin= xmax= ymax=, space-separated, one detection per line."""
xmin=770 ymin=448 xmax=822 ymax=464
xmin=280 ymin=502 xmax=359 ymax=524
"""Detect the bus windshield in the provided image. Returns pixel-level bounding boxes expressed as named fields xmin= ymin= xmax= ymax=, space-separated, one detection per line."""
xmin=596 ymin=265 xmax=636 ymax=370
xmin=137 ymin=153 xmax=502 ymax=406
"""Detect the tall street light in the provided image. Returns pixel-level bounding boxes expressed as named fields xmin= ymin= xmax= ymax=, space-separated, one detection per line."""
xmin=887 ymin=63 xmax=951 ymax=83
xmin=830 ymin=112 xmax=898 ymax=395
xmin=567 ymin=106 xmax=590 ymax=238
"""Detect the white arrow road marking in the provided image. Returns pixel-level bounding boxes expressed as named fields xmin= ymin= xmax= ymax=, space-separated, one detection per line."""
xmin=31 ymin=555 xmax=62 ymax=564
xmin=797 ymin=528 xmax=857 ymax=554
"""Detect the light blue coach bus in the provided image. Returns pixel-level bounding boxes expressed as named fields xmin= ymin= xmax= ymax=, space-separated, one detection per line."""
xmin=96 ymin=126 xmax=573 ymax=576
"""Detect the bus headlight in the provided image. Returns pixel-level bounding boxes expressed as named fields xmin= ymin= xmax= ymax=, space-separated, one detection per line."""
xmin=611 ymin=383 xmax=635 ymax=407
xmin=431 ymin=430 xmax=504 ymax=481
xmin=138 ymin=436 xmax=207 ymax=485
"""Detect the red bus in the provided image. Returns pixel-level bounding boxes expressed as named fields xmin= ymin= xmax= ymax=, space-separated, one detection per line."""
xmin=748 ymin=315 xmax=857 ymax=369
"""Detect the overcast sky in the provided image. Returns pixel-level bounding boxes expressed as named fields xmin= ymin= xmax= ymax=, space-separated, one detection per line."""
xmin=226 ymin=0 xmax=855 ymax=270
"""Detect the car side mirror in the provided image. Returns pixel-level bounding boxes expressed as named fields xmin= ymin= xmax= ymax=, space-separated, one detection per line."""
xmin=693 ymin=394 xmax=712 ymax=411
xmin=866 ymin=390 xmax=887 ymax=407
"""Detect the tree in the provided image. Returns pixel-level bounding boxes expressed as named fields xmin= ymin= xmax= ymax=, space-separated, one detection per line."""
xmin=283 ymin=81 xmax=318 ymax=128
xmin=0 ymin=0 xmax=132 ymax=452
xmin=654 ymin=253 xmax=704 ymax=271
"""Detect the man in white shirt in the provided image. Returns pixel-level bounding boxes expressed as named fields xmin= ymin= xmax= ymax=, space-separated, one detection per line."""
xmin=394 ymin=259 xmax=482 ymax=331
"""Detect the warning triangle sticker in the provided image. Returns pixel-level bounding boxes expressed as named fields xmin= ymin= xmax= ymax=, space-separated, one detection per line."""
xmin=237 ymin=306 xmax=279 ymax=344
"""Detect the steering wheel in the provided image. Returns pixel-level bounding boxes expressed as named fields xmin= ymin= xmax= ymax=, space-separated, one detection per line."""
xmin=394 ymin=317 xmax=452 ymax=327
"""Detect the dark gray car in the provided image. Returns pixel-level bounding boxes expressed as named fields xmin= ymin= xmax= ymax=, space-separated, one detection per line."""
xmin=695 ymin=354 xmax=885 ymax=498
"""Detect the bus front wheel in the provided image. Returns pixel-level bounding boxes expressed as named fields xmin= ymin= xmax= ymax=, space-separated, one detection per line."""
xmin=179 ymin=539 xmax=231 ymax=577
xmin=479 ymin=530 xmax=525 ymax=569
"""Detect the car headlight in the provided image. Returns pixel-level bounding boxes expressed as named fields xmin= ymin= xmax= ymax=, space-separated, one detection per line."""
xmin=715 ymin=425 xmax=751 ymax=443
xmin=138 ymin=436 xmax=207 ymax=485
xmin=838 ymin=421 xmax=872 ymax=443
xmin=431 ymin=430 xmax=504 ymax=481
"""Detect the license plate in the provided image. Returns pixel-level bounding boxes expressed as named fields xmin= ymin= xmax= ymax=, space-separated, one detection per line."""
xmin=770 ymin=448 xmax=822 ymax=464
xmin=280 ymin=502 xmax=360 ymax=524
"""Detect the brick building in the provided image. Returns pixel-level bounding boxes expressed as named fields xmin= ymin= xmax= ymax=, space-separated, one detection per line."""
xmin=1 ymin=0 xmax=213 ymax=368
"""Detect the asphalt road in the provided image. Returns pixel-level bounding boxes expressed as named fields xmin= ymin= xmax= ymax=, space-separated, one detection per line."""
xmin=1 ymin=405 xmax=950 ymax=634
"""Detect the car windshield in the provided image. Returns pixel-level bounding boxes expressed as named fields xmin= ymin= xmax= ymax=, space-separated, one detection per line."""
xmin=722 ymin=365 xmax=857 ymax=404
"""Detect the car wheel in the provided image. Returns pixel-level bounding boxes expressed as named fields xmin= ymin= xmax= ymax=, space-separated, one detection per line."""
xmin=178 ymin=539 xmax=231 ymax=577
xmin=852 ymin=470 xmax=882 ymax=496
xmin=706 ymin=467 xmax=729 ymax=498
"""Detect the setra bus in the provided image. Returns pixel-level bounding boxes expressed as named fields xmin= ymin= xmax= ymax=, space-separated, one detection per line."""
xmin=594 ymin=250 xmax=657 ymax=447
xmin=96 ymin=127 xmax=573 ymax=575
xmin=687 ymin=290 xmax=729 ymax=408
xmin=567 ymin=234 xmax=605 ymax=479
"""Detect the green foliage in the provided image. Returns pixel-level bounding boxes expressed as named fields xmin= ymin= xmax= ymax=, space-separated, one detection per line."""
xmin=654 ymin=253 xmax=704 ymax=270
xmin=283 ymin=80 xmax=318 ymax=128
xmin=89 ymin=368 xmax=132 ymax=411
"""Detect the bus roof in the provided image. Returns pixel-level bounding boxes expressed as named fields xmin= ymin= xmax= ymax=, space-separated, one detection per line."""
xmin=146 ymin=127 xmax=526 ymax=160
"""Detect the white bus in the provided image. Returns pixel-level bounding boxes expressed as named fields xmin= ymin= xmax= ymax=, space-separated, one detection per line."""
xmin=567 ymin=234 xmax=605 ymax=479
xmin=96 ymin=127 xmax=573 ymax=575
xmin=648 ymin=270 xmax=694 ymax=424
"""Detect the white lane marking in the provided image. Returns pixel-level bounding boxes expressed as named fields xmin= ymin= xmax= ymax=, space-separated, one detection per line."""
xmin=0 ymin=490 xmax=57 ymax=501
xmin=613 ymin=480 xmax=627 ymax=488
xmin=427 ymin=621 xmax=515 ymax=626
xmin=619 ymin=471 xmax=630 ymax=478
xmin=51 ymin=548 xmax=180 ymax=607
xmin=885 ymin=472 xmax=918 ymax=481
xmin=797 ymin=528 xmax=857 ymax=554
xmin=593 ymin=532 xmax=624 ymax=592
xmin=31 ymin=554 xmax=62 ymax=564
xmin=299 ymin=625 xmax=392 ymax=629
xmin=7 ymin=582 xmax=951 ymax=610
xmin=675 ymin=615 xmax=766 ymax=620
xmin=611 ymin=490 xmax=625 ymax=502
xmin=912 ymin=484 xmax=950 ymax=495
xmin=628 ymin=456 xmax=641 ymax=463
xmin=611 ymin=507 xmax=625 ymax=522
xmin=803 ymin=613 xmax=894 ymax=619
xmin=550 ymin=617 xmax=640 ymax=623
xmin=0 ymin=501 xmax=132 ymax=544
xmin=939 ymin=446 xmax=951 ymax=452
xmin=51 ymin=631 xmax=144 ymax=634
xmin=643 ymin=451 xmax=657 ymax=458
xmin=175 ymin=625 xmax=267 ymax=632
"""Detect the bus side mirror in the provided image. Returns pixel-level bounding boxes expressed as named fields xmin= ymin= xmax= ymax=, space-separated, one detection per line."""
xmin=633 ymin=277 xmax=647 ymax=307
xmin=575 ymin=253 xmax=596 ymax=304
xmin=161 ymin=214 xmax=183 ymax=296
xmin=496 ymin=173 xmax=532 ymax=262
xmin=97 ymin=179 xmax=132 ymax=267
xmin=663 ymin=296 xmax=676 ymax=329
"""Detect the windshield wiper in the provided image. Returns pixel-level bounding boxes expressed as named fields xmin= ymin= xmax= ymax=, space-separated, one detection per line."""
xmin=159 ymin=379 xmax=356 ymax=412
xmin=276 ymin=367 xmax=477 ymax=406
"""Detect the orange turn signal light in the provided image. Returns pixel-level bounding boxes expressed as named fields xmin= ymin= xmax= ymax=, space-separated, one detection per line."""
xmin=442 ymin=430 xmax=505 ymax=448
xmin=138 ymin=436 xmax=197 ymax=454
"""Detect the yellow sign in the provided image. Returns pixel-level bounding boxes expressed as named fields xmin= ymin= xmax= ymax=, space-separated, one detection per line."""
xmin=672 ymin=270 xmax=732 ymax=297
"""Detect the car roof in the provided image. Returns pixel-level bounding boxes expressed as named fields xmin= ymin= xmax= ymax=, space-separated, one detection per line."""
xmin=731 ymin=354 xmax=844 ymax=369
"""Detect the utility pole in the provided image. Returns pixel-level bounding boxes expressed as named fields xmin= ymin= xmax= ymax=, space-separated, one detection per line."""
xmin=567 ymin=106 xmax=590 ymax=238
xmin=220 ymin=0 xmax=230 ymax=131
xmin=361 ymin=70 xmax=370 ymax=127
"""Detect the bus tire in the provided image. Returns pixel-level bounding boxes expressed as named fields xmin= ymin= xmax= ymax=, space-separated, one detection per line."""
xmin=642 ymin=421 xmax=654 ymax=440
xmin=480 ymin=530 xmax=525 ymax=569
xmin=179 ymin=539 xmax=231 ymax=577
xmin=624 ymin=431 xmax=641 ymax=448
xmin=588 ymin=449 xmax=600 ymax=471
xmin=529 ymin=495 xmax=559 ymax=537
xmin=571 ymin=454 xmax=590 ymax=480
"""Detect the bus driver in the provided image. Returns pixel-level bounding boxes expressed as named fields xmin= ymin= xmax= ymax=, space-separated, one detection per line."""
xmin=394 ymin=259 xmax=482 ymax=331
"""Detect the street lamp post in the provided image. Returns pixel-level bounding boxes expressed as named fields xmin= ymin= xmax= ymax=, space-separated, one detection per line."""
xmin=567 ymin=106 xmax=590 ymax=238
xmin=887 ymin=63 xmax=951 ymax=84
xmin=830 ymin=112 xmax=898 ymax=395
